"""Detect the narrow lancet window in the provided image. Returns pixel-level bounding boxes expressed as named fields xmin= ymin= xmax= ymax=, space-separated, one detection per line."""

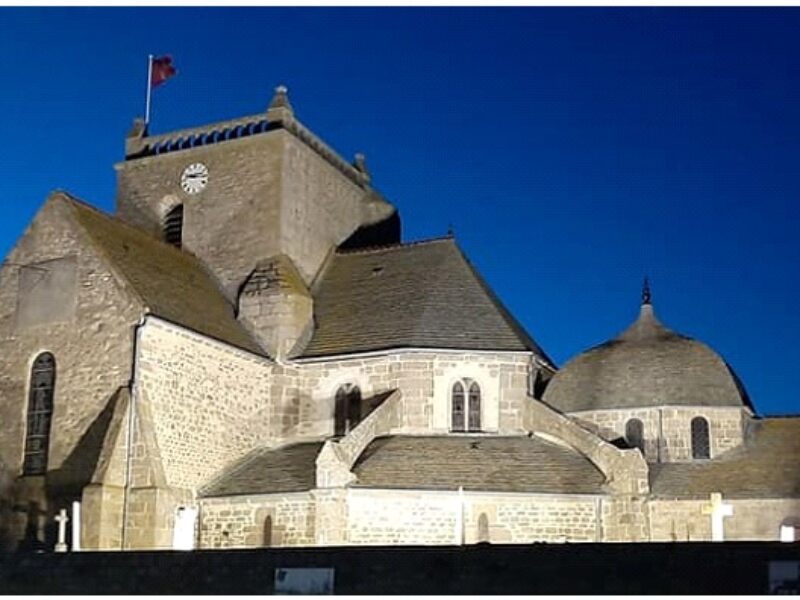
xmin=23 ymin=352 xmax=56 ymax=476
xmin=451 ymin=381 xmax=465 ymax=432
xmin=625 ymin=418 xmax=645 ymax=453
xmin=452 ymin=379 xmax=481 ymax=432
xmin=263 ymin=515 xmax=273 ymax=547
xmin=468 ymin=382 xmax=481 ymax=432
xmin=334 ymin=384 xmax=362 ymax=436
xmin=691 ymin=416 xmax=710 ymax=459
xmin=163 ymin=204 xmax=184 ymax=248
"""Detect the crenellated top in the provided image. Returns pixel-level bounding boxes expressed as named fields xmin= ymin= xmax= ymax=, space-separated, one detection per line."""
xmin=124 ymin=86 xmax=370 ymax=189
xmin=125 ymin=113 xmax=273 ymax=159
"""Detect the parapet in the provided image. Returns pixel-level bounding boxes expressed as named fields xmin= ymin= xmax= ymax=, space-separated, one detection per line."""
xmin=123 ymin=86 xmax=371 ymax=189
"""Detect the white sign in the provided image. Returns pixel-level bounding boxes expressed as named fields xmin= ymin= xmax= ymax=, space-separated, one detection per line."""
xmin=275 ymin=568 xmax=334 ymax=595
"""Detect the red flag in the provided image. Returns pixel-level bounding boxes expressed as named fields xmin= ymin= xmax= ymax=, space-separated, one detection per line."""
xmin=150 ymin=55 xmax=176 ymax=88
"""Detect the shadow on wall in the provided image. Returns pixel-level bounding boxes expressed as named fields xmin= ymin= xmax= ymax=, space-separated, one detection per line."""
xmin=2 ymin=389 xmax=124 ymax=552
xmin=0 ymin=458 xmax=16 ymax=551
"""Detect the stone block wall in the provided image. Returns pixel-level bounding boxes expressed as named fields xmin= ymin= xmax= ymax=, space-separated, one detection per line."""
xmin=0 ymin=197 xmax=141 ymax=477
xmin=116 ymin=132 xmax=286 ymax=298
xmin=280 ymin=133 xmax=382 ymax=284
xmin=296 ymin=351 xmax=534 ymax=438
xmin=570 ymin=406 xmax=746 ymax=462
xmin=649 ymin=497 xmax=800 ymax=542
xmin=116 ymin=122 xmax=387 ymax=297
xmin=135 ymin=317 xmax=302 ymax=491
xmin=197 ymin=487 xmax=603 ymax=549
xmin=0 ymin=195 xmax=142 ymax=547
xmin=466 ymin=492 xmax=599 ymax=543
xmin=346 ymin=488 xmax=600 ymax=546
xmin=600 ymin=495 xmax=650 ymax=542
xmin=199 ymin=493 xmax=315 ymax=548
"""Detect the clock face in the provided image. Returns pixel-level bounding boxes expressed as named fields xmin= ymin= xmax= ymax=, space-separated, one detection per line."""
xmin=180 ymin=163 xmax=209 ymax=195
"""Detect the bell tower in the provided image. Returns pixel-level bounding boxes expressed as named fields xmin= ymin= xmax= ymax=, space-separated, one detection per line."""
xmin=114 ymin=86 xmax=400 ymax=300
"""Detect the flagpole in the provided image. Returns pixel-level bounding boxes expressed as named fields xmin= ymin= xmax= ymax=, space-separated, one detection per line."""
xmin=144 ymin=54 xmax=153 ymax=126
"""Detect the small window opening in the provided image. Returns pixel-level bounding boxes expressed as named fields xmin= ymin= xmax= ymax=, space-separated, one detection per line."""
xmin=625 ymin=418 xmax=645 ymax=453
xmin=477 ymin=513 xmax=490 ymax=543
xmin=334 ymin=384 xmax=362 ymax=436
xmin=691 ymin=416 xmax=710 ymax=460
xmin=263 ymin=515 xmax=273 ymax=547
xmin=164 ymin=204 xmax=184 ymax=248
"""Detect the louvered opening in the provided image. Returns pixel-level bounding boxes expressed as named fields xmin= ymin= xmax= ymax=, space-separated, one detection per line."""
xmin=163 ymin=204 xmax=184 ymax=248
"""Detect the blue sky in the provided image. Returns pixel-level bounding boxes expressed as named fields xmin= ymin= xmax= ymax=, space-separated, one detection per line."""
xmin=1 ymin=7 xmax=798 ymax=415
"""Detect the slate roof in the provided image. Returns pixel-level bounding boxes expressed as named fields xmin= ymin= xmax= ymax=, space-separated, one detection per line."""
xmin=651 ymin=417 xmax=800 ymax=499
xmin=62 ymin=194 xmax=262 ymax=355
xmin=542 ymin=303 xmax=750 ymax=413
xmin=200 ymin=441 xmax=325 ymax=497
xmin=302 ymin=238 xmax=552 ymax=362
xmin=352 ymin=435 xmax=606 ymax=494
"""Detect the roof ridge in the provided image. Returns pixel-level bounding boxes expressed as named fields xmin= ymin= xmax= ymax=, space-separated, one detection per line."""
xmin=58 ymin=191 xmax=201 ymax=264
xmin=451 ymin=242 xmax=555 ymax=366
xmin=335 ymin=235 xmax=454 ymax=256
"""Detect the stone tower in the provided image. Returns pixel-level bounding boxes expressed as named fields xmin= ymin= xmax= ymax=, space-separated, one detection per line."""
xmin=115 ymin=86 xmax=400 ymax=299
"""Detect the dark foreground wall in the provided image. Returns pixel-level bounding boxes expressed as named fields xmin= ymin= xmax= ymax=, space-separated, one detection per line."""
xmin=0 ymin=542 xmax=799 ymax=594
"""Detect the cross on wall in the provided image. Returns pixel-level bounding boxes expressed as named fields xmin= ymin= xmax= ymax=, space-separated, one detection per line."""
xmin=701 ymin=492 xmax=734 ymax=542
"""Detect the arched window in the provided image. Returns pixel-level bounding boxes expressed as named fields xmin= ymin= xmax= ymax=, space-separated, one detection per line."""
xmin=691 ymin=416 xmax=710 ymax=459
xmin=333 ymin=384 xmax=361 ymax=436
xmin=23 ymin=353 xmax=56 ymax=476
xmin=451 ymin=379 xmax=481 ymax=432
xmin=477 ymin=513 xmax=490 ymax=543
xmin=263 ymin=515 xmax=273 ymax=547
xmin=163 ymin=204 xmax=184 ymax=248
xmin=625 ymin=418 xmax=645 ymax=453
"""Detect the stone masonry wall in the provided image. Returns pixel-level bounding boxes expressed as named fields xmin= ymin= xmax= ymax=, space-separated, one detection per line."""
xmin=0 ymin=196 xmax=140 ymax=510
xmin=570 ymin=406 xmax=746 ymax=462
xmin=280 ymin=132 xmax=376 ymax=284
xmin=135 ymin=318 xmax=301 ymax=491
xmin=346 ymin=489 xmax=600 ymax=546
xmin=296 ymin=351 xmax=534 ymax=438
xmin=649 ymin=497 xmax=800 ymax=542
xmin=199 ymin=493 xmax=315 ymax=548
xmin=116 ymin=132 xmax=285 ymax=298
xmin=116 ymin=125 xmax=381 ymax=297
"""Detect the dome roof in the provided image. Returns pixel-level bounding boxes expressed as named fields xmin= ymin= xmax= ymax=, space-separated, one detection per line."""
xmin=542 ymin=296 xmax=752 ymax=414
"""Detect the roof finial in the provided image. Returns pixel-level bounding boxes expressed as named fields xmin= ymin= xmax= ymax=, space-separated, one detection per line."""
xmin=642 ymin=276 xmax=652 ymax=305
xmin=267 ymin=84 xmax=294 ymax=119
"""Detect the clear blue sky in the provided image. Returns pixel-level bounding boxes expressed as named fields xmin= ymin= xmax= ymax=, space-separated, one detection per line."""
xmin=1 ymin=7 xmax=798 ymax=415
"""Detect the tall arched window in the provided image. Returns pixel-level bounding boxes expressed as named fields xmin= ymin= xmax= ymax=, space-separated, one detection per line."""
xmin=451 ymin=379 xmax=481 ymax=432
xmin=625 ymin=418 xmax=645 ymax=453
xmin=23 ymin=353 xmax=56 ymax=476
xmin=163 ymin=204 xmax=184 ymax=248
xmin=691 ymin=416 xmax=710 ymax=459
xmin=334 ymin=384 xmax=362 ymax=436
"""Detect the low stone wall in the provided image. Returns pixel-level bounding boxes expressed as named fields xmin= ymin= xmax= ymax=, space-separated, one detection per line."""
xmin=346 ymin=488 xmax=600 ymax=546
xmin=199 ymin=493 xmax=315 ymax=549
xmin=649 ymin=497 xmax=800 ymax=542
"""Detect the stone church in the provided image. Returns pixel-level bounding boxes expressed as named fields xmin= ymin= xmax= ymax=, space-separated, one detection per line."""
xmin=0 ymin=86 xmax=798 ymax=552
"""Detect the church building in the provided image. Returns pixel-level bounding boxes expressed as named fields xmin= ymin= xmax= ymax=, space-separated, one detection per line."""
xmin=0 ymin=86 xmax=798 ymax=551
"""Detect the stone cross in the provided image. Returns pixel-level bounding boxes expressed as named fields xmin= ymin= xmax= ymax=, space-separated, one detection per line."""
xmin=701 ymin=492 xmax=734 ymax=542
xmin=54 ymin=508 xmax=69 ymax=552
xmin=454 ymin=486 xmax=465 ymax=545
